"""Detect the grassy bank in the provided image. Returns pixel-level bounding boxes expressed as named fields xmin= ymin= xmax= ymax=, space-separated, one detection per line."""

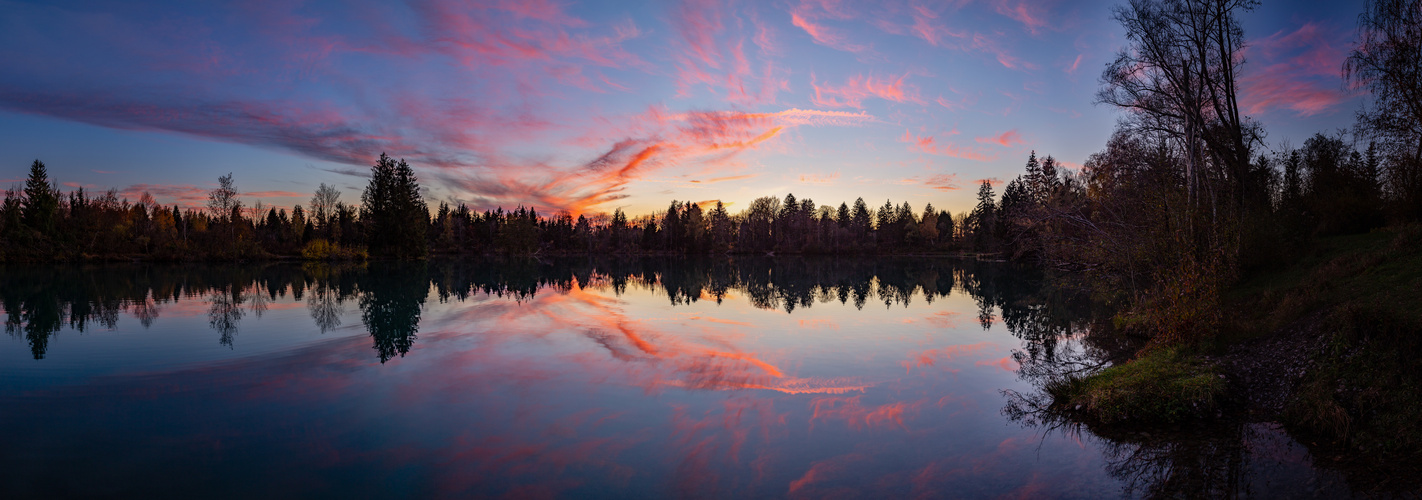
xmin=1051 ymin=224 xmax=1422 ymax=450
xmin=1047 ymin=347 xmax=1227 ymax=425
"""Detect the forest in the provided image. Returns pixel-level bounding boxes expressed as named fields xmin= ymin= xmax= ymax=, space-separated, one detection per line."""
xmin=0 ymin=153 xmax=1007 ymax=261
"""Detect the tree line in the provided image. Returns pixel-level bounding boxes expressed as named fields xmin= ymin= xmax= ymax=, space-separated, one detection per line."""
xmin=1 ymin=153 xmax=1016 ymax=261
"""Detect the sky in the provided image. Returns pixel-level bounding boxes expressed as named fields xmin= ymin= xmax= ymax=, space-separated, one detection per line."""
xmin=0 ymin=0 xmax=1370 ymax=216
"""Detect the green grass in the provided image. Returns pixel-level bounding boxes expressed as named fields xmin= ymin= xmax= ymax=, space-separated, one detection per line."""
xmin=1047 ymin=347 xmax=1227 ymax=425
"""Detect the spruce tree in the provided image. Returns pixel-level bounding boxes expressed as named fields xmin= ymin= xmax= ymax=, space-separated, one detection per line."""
xmin=22 ymin=160 xmax=59 ymax=235
xmin=971 ymin=180 xmax=998 ymax=252
xmin=361 ymin=153 xmax=429 ymax=258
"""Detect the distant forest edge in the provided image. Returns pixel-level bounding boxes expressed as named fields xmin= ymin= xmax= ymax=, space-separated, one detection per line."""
xmin=1 ymin=128 xmax=1418 ymax=264
xmin=0 ymin=152 xmax=1006 ymax=260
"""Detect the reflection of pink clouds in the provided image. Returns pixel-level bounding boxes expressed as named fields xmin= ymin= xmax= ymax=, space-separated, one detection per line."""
xmin=922 ymin=310 xmax=962 ymax=327
xmin=901 ymin=342 xmax=993 ymax=374
xmin=2 ymin=274 xmax=1112 ymax=498
xmin=788 ymin=452 xmax=867 ymax=495
xmin=796 ymin=318 xmax=838 ymax=329
xmin=809 ymin=396 xmax=926 ymax=431
xmin=976 ymin=356 xmax=1017 ymax=372
xmin=683 ymin=314 xmax=755 ymax=327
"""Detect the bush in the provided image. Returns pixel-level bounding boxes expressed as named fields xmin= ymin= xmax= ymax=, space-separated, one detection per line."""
xmin=302 ymin=239 xmax=366 ymax=261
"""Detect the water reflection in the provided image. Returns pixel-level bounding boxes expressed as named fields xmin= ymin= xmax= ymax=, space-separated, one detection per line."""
xmin=2 ymin=258 xmax=1074 ymax=363
xmin=0 ymin=259 xmax=1372 ymax=497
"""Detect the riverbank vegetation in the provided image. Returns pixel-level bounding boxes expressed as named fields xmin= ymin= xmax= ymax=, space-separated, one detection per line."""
xmin=1007 ymin=0 xmax=1422 ymax=461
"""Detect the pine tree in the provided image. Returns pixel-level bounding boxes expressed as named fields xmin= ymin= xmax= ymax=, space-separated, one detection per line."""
xmin=361 ymin=153 xmax=429 ymax=258
xmin=21 ymin=160 xmax=59 ymax=235
xmin=971 ymin=180 xmax=997 ymax=252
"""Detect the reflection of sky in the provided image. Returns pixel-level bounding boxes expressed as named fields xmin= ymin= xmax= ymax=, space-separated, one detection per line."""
xmin=0 ymin=0 xmax=1369 ymax=216
xmin=0 ymin=277 xmax=1346 ymax=497
xmin=0 ymin=277 xmax=1121 ymax=497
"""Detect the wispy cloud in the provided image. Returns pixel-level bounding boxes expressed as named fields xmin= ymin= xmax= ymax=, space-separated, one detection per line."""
xmin=1240 ymin=21 xmax=1352 ymax=117
xmin=811 ymin=73 xmax=923 ymax=108
xmin=439 ymin=108 xmax=874 ymax=214
xmin=899 ymin=130 xmax=994 ymax=161
xmin=994 ymin=0 xmax=1053 ymax=35
xmin=789 ymin=0 xmax=872 ymax=54
xmin=975 ymin=129 xmax=1024 ymax=147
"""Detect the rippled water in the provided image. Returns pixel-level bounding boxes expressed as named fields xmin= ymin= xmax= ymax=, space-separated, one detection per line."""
xmin=0 ymin=260 xmax=1361 ymax=498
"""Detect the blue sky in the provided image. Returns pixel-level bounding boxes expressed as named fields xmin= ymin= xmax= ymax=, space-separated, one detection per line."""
xmin=0 ymin=0 xmax=1370 ymax=216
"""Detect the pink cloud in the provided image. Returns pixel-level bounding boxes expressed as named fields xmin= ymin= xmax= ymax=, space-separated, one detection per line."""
xmin=811 ymin=73 xmax=923 ymax=108
xmin=798 ymin=172 xmax=840 ymax=184
xmin=971 ymin=33 xmax=1036 ymax=70
xmin=789 ymin=1 xmax=871 ymax=54
xmin=1065 ymin=53 xmax=1083 ymax=74
xmin=899 ymin=130 xmax=995 ymax=162
xmin=118 ymin=184 xmax=211 ymax=208
xmin=689 ymin=174 xmax=758 ymax=184
xmin=669 ymin=0 xmax=787 ymax=106
xmin=994 ymin=0 xmax=1053 ymax=35
xmin=439 ymin=107 xmax=874 ymax=214
xmin=1240 ymin=21 xmax=1352 ymax=117
xmin=243 ymin=190 xmax=309 ymax=199
xmin=923 ymin=174 xmax=961 ymax=191
xmin=974 ymin=130 xmax=1025 ymax=147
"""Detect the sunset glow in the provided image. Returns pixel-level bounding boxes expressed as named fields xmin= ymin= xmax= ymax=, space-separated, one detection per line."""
xmin=0 ymin=0 xmax=1366 ymax=215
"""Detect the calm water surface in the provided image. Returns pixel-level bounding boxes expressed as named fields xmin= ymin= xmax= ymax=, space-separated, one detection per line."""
xmin=0 ymin=259 xmax=1360 ymax=498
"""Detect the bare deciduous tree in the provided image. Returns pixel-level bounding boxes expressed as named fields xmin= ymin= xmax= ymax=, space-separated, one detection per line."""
xmin=1346 ymin=0 xmax=1422 ymax=216
xmin=310 ymin=183 xmax=341 ymax=231
xmin=1097 ymin=0 xmax=1261 ymax=220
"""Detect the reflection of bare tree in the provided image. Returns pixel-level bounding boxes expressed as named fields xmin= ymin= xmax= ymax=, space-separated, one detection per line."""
xmin=1098 ymin=427 xmax=1250 ymax=498
xmin=245 ymin=283 xmax=269 ymax=319
xmin=208 ymin=286 xmax=244 ymax=348
xmin=307 ymin=282 xmax=344 ymax=333
xmin=131 ymin=293 xmax=161 ymax=329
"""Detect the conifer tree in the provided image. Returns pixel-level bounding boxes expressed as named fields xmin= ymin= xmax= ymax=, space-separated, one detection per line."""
xmin=21 ymin=160 xmax=59 ymax=235
xmin=361 ymin=153 xmax=429 ymax=258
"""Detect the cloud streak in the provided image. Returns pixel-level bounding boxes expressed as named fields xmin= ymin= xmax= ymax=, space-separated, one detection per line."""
xmin=1240 ymin=22 xmax=1352 ymax=117
xmin=899 ymin=130 xmax=995 ymax=162
xmin=811 ymin=73 xmax=922 ymax=109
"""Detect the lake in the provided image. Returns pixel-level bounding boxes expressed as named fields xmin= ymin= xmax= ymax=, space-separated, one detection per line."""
xmin=0 ymin=259 xmax=1360 ymax=498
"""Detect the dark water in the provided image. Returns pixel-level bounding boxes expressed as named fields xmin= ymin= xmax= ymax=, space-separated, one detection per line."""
xmin=0 ymin=259 xmax=1361 ymax=498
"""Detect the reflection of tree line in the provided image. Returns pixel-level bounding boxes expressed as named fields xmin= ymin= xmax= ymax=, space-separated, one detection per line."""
xmin=1 ymin=258 xmax=1096 ymax=364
